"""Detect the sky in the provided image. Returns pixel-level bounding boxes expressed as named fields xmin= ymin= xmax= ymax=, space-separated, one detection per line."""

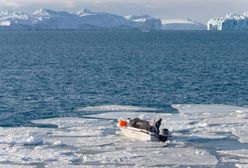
xmin=0 ymin=0 xmax=248 ymax=23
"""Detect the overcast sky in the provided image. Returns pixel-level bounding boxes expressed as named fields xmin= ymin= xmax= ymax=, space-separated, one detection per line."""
xmin=0 ymin=0 xmax=247 ymax=23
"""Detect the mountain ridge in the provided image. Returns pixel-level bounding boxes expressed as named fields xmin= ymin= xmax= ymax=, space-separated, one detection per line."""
xmin=0 ymin=8 xmax=206 ymax=30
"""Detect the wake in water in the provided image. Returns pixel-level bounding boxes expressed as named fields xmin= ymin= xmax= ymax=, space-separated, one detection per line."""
xmin=0 ymin=104 xmax=248 ymax=167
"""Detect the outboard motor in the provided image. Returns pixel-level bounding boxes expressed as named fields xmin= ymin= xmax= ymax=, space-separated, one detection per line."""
xmin=160 ymin=128 xmax=169 ymax=136
xmin=159 ymin=129 xmax=170 ymax=142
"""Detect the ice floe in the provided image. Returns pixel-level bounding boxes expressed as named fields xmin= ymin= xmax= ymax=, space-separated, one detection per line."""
xmin=0 ymin=104 xmax=247 ymax=167
xmin=218 ymin=149 xmax=248 ymax=168
xmin=236 ymin=164 xmax=248 ymax=168
xmin=219 ymin=149 xmax=248 ymax=158
xmin=76 ymin=105 xmax=160 ymax=112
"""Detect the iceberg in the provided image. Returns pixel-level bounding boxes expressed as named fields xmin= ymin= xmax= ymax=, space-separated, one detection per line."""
xmin=161 ymin=18 xmax=207 ymax=30
xmin=207 ymin=12 xmax=248 ymax=30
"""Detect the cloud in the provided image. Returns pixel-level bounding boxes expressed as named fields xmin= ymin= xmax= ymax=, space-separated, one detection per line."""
xmin=0 ymin=0 xmax=246 ymax=9
xmin=0 ymin=0 xmax=209 ymax=7
xmin=0 ymin=1 xmax=19 ymax=7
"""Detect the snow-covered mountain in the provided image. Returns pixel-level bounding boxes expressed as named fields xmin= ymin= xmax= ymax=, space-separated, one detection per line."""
xmin=161 ymin=19 xmax=207 ymax=30
xmin=0 ymin=9 xmax=208 ymax=31
xmin=125 ymin=15 xmax=161 ymax=30
xmin=0 ymin=9 xmax=161 ymax=30
xmin=75 ymin=9 xmax=135 ymax=29
xmin=0 ymin=11 xmax=36 ymax=29
xmin=207 ymin=13 xmax=248 ymax=30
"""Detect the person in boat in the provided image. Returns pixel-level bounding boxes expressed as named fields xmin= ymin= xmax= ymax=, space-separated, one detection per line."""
xmin=154 ymin=118 xmax=162 ymax=134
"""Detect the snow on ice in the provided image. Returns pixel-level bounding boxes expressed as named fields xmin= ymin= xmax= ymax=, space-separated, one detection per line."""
xmin=0 ymin=104 xmax=247 ymax=167
xmin=208 ymin=12 xmax=248 ymax=30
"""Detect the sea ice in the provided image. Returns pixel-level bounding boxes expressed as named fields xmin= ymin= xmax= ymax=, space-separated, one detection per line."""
xmin=236 ymin=164 xmax=248 ymax=168
xmin=172 ymin=104 xmax=248 ymax=143
xmin=219 ymin=150 xmax=248 ymax=158
xmin=218 ymin=149 xmax=248 ymax=168
xmin=76 ymin=105 xmax=160 ymax=112
xmin=0 ymin=104 xmax=247 ymax=167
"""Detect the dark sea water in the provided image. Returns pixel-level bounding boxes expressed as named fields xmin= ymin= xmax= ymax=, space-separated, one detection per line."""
xmin=0 ymin=30 xmax=248 ymax=126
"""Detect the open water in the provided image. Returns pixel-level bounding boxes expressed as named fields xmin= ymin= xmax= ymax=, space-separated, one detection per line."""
xmin=0 ymin=30 xmax=248 ymax=126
